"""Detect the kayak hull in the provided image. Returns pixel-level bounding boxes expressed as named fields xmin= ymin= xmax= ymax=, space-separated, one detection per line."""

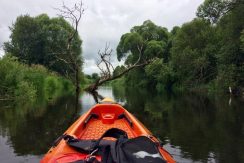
xmin=41 ymin=103 xmax=175 ymax=163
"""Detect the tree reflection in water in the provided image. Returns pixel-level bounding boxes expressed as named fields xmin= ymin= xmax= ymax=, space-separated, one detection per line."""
xmin=112 ymin=86 xmax=244 ymax=163
xmin=0 ymin=95 xmax=81 ymax=156
xmin=0 ymin=86 xmax=243 ymax=163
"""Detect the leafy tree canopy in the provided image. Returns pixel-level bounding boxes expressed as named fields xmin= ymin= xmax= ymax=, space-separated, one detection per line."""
xmin=171 ymin=19 xmax=218 ymax=87
xmin=113 ymin=65 xmax=126 ymax=77
xmin=91 ymin=73 xmax=99 ymax=81
xmin=196 ymin=0 xmax=231 ymax=24
xmin=117 ymin=20 xmax=169 ymax=65
xmin=197 ymin=0 xmax=243 ymax=24
xmin=4 ymin=14 xmax=82 ymax=77
xmin=214 ymin=2 xmax=244 ymax=88
xmin=115 ymin=20 xmax=170 ymax=88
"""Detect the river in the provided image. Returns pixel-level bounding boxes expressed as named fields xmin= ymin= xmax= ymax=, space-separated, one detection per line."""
xmin=0 ymin=86 xmax=244 ymax=163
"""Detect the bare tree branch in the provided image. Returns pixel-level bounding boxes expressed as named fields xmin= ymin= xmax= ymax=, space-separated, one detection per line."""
xmin=85 ymin=43 xmax=153 ymax=92
xmin=96 ymin=43 xmax=115 ymax=79
xmin=53 ymin=0 xmax=84 ymax=94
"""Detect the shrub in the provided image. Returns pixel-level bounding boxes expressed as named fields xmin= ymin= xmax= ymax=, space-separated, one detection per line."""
xmin=14 ymin=81 xmax=37 ymax=103
xmin=0 ymin=55 xmax=74 ymax=104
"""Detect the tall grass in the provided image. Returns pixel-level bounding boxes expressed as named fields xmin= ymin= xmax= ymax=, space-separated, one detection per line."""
xmin=0 ymin=56 xmax=74 ymax=105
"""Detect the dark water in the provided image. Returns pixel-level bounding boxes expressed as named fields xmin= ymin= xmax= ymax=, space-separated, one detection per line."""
xmin=0 ymin=86 xmax=244 ymax=163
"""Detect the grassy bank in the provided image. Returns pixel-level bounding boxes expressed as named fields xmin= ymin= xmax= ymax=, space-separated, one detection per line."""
xmin=0 ymin=56 xmax=74 ymax=105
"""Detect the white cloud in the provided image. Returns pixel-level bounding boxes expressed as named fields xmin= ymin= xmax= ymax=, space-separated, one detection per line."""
xmin=83 ymin=59 xmax=100 ymax=74
xmin=0 ymin=49 xmax=4 ymax=58
xmin=0 ymin=0 xmax=204 ymax=74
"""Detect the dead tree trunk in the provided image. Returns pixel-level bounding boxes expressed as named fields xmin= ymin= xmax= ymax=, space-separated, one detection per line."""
xmin=91 ymin=91 xmax=105 ymax=103
xmin=84 ymin=44 xmax=153 ymax=93
xmin=75 ymin=67 xmax=80 ymax=94
xmin=55 ymin=0 xmax=84 ymax=95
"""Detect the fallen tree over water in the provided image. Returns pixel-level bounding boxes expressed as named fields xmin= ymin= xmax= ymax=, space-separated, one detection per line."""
xmin=84 ymin=44 xmax=154 ymax=93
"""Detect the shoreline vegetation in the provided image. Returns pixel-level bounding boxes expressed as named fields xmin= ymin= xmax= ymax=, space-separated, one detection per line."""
xmin=0 ymin=56 xmax=74 ymax=105
xmin=1 ymin=0 xmax=243 ymax=104
xmin=85 ymin=0 xmax=244 ymax=95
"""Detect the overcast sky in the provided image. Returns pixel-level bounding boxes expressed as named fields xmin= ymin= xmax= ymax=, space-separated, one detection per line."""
xmin=0 ymin=0 xmax=204 ymax=74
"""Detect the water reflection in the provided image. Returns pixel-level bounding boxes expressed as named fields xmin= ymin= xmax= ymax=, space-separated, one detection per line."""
xmin=0 ymin=95 xmax=81 ymax=162
xmin=0 ymin=86 xmax=243 ymax=163
xmin=112 ymin=87 xmax=244 ymax=163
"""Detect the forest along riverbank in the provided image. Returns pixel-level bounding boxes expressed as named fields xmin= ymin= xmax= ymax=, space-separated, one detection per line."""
xmin=0 ymin=86 xmax=244 ymax=163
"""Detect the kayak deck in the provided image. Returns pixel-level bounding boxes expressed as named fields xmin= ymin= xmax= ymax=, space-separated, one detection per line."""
xmin=41 ymin=103 xmax=176 ymax=163
xmin=79 ymin=118 xmax=135 ymax=139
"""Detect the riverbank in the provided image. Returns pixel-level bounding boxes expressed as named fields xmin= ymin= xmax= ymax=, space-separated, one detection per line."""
xmin=0 ymin=56 xmax=74 ymax=105
xmin=110 ymin=77 xmax=244 ymax=98
xmin=2 ymin=86 xmax=243 ymax=163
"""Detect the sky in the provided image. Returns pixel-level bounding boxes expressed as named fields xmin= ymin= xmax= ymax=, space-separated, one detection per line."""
xmin=0 ymin=0 xmax=204 ymax=74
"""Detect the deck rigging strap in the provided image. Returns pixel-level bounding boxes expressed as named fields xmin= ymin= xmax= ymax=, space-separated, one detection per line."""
xmin=63 ymin=128 xmax=128 ymax=154
xmin=60 ymin=128 xmax=166 ymax=163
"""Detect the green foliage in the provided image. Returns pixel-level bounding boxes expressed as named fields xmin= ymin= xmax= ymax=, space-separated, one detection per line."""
xmin=82 ymin=73 xmax=101 ymax=86
xmin=145 ymin=58 xmax=176 ymax=91
xmin=117 ymin=20 xmax=169 ymax=64
xmin=44 ymin=76 xmax=60 ymax=100
xmin=83 ymin=75 xmax=93 ymax=85
xmin=4 ymin=14 xmax=82 ymax=77
xmin=144 ymin=40 xmax=167 ymax=59
xmin=116 ymin=20 xmax=169 ymax=88
xmin=0 ymin=95 xmax=81 ymax=155
xmin=214 ymin=2 xmax=244 ymax=90
xmin=0 ymin=56 xmax=74 ymax=104
xmin=215 ymin=64 xmax=238 ymax=89
xmin=91 ymin=73 xmax=99 ymax=81
xmin=171 ymin=19 xmax=218 ymax=88
xmin=196 ymin=0 xmax=231 ymax=24
xmin=171 ymin=26 xmax=180 ymax=36
xmin=113 ymin=65 xmax=126 ymax=77
xmin=241 ymin=29 xmax=244 ymax=52
xmin=14 ymin=81 xmax=37 ymax=103
xmin=111 ymin=77 xmax=125 ymax=87
xmin=114 ymin=0 xmax=244 ymax=93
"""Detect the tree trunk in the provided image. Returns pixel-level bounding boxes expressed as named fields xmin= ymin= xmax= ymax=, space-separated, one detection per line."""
xmin=75 ymin=67 xmax=80 ymax=95
xmin=84 ymin=79 xmax=100 ymax=93
xmin=90 ymin=91 xmax=104 ymax=103
xmin=84 ymin=61 xmax=151 ymax=93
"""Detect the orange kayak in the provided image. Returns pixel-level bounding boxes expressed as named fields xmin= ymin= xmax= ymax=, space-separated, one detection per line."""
xmin=41 ymin=99 xmax=175 ymax=163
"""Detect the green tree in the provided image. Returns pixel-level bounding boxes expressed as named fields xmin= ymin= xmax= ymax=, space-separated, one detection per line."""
xmin=171 ymin=19 xmax=218 ymax=88
xmin=91 ymin=73 xmax=99 ymax=81
xmin=116 ymin=20 xmax=169 ymax=87
xmin=113 ymin=65 xmax=126 ymax=77
xmin=4 ymin=14 xmax=82 ymax=84
xmin=171 ymin=26 xmax=180 ymax=36
xmin=0 ymin=55 xmax=73 ymax=103
xmin=196 ymin=0 xmax=232 ymax=24
xmin=145 ymin=58 xmax=176 ymax=91
xmin=215 ymin=2 xmax=244 ymax=89
xmin=4 ymin=15 xmax=44 ymax=65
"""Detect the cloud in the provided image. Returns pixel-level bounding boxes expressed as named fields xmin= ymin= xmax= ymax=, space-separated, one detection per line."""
xmin=0 ymin=0 xmax=204 ymax=73
xmin=83 ymin=59 xmax=100 ymax=74
xmin=0 ymin=49 xmax=4 ymax=58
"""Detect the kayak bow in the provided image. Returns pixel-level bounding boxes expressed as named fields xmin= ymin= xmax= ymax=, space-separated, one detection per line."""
xmin=41 ymin=99 xmax=175 ymax=163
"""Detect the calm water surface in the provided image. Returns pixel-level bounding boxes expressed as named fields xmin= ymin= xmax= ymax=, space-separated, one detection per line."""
xmin=0 ymin=86 xmax=244 ymax=163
